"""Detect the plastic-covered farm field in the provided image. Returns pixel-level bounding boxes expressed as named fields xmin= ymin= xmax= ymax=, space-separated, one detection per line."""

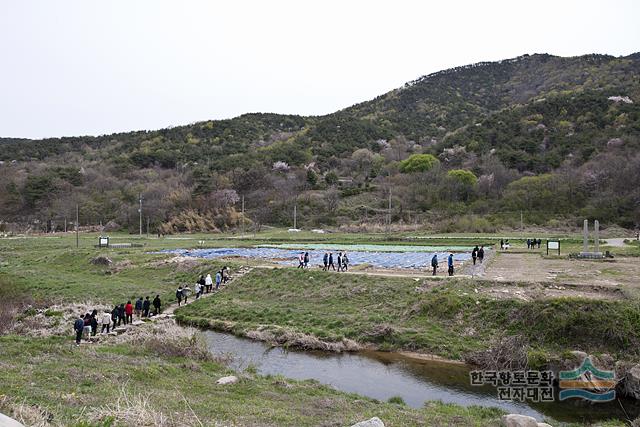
xmin=159 ymin=247 xmax=473 ymax=269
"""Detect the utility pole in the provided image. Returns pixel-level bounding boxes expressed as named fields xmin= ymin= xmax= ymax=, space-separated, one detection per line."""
xmin=293 ymin=203 xmax=297 ymax=230
xmin=138 ymin=193 xmax=143 ymax=237
xmin=146 ymin=216 xmax=150 ymax=238
xmin=75 ymin=204 xmax=79 ymax=248
xmin=241 ymin=195 xmax=245 ymax=237
xmin=520 ymin=211 xmax=523 ymax=233
xmin=387 ymin=190 xmax=392 ymax=234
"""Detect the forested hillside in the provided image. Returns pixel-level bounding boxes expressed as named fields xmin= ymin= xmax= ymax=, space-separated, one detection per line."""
xmin=1 ymin=53 xmax=639 ymax=233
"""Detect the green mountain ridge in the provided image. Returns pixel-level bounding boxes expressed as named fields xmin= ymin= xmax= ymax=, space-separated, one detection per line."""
xmin=1 ymin=52 xmax=639 ymax=231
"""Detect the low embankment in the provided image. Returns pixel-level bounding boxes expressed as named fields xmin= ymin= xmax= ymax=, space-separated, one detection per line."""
xmin=175 ymin=268 xmax=640 ymax=365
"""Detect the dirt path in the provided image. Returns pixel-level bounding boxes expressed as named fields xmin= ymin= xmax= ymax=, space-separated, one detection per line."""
xmin=604 ymin=238 xmax=629 ymax=248
xmin=482 ymin=252 xmax=640 ymax=298
xmin=164 ymin=266 xmax=254 ymax=315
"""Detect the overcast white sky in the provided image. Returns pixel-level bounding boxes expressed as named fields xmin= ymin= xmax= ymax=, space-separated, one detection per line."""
xmin=1 ymin=0 xmax=638 ymax=139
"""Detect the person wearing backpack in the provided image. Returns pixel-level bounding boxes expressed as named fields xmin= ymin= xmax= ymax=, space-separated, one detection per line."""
xmin=342 ymin=252 xmax=349 ymax=271
xmin=447 ymin=253 xmax=454 ymax=276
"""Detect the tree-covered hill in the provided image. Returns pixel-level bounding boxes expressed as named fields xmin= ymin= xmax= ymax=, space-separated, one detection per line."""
xmin=1 ymin=52 xmax=639 ymax=232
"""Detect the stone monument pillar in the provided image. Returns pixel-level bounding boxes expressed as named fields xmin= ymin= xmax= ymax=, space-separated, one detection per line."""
xmin=583 ymin=219 xmax=589 ymax=253
xmin=594 ymin=220 xmax=600 ymax=254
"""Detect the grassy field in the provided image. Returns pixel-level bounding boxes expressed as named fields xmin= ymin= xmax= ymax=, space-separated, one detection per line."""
xmin=0 ymin=233 xmax=510 ymax=426
xmin=176 ymin=268 xmax=640 ymax=363
xmin=1 ymin=231 xmax=639 ymax=426
xmin=0 ymin=330 xmax=508 ymax=426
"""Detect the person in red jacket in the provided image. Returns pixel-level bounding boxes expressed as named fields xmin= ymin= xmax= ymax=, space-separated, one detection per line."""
xmin=124 ymin=300 xmax=133 ymax=324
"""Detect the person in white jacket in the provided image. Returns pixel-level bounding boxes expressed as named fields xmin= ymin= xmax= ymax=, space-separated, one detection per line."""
xmin=101 ymin=310 xmax=112 ymax=334
xmin=205 ymin=273 xmax=213 ymax=293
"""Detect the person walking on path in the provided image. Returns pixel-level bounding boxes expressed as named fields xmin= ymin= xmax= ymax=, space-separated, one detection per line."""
xmin=215 ymin=270 xmax=222 ymax=290
xmin=135 ymin=297 xmax=143 ymax=319
xmin=143 ymin=296 xmax=151 ymax=317
xmin=124 ymin=301 xmax=133 ymax=324
xmin=182 ymin=286 xmax=190 ymax=304
xmin=527 ymin=238 xmax=531 ymax=250
xmin=195 ymin=281 xmax=202 ymax=299
xmin=297 ymin=252 xmax=305 ymax=268
xmin=83 ymin=313 xmax=92 ymax=339
xmin=431 ymin=254 xmax=438 ymax=276
xmin=447 ymin=253 xmax=454 ymax=276
xmin=74 ymin=314 xmax=85 ymax=345
xmin=198 ymin=274 xmax=206 ymax=292
xmin=328 ymin=252 xmax=336 ymax=271
xmin=205 ymin=274 xmax=213 ymax=293
xmin=323 ymin=252 xmax=329 ymax=271
xmin=500 ymin=239 xmax=504 ymax=250
xmin=337 ymin=252 xmax=343 ymax=272
xmin=176 ymin=286 xmax=184 ymax=306
xmin=478 ymin=246 xmax=485 ymax=264
xmin=89 ymin=309 xmax=99 ymax=336
xmin=222 ymin=267 xmax=230 ymax=283
xmin=472 ymin=246 xmax=478 ymax=265
xmin=342 ymin=252 xmax=349 ymax=271
xmin=117 ymin=304 xmax=125 ymax=326
xmin=304 ymin=252 xmax=309 ymax=269
xmin=101 ymin=310 xmax=112 ymax=334
xmin=111 ymin=305 xmax=119 ymax=329
xmin=152 ymin=295 xmax=161 ymax=315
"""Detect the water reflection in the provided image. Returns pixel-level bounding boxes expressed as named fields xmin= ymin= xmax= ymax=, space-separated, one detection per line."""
xmin=203 ymin=331 xmax=639 ymax=423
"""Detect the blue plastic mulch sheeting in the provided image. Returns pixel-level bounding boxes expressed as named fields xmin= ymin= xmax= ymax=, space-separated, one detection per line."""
xmin=158 ymin=247 xmax=472 ymax=269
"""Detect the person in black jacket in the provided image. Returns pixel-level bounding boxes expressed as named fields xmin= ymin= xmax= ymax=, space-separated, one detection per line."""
xmin=89 ymin=309 xmax=98 ymax=336
xmin=142 ymin=296 xmax=151 ymax=317
xmin=152 ymin=295 xmax=161 ymax=315
xmin=117 ymin=304 xmax=125 ymax=325
xmin=328 ymin=252 xmax=336 ymax=271
xmin=111 ymin=305 xmax=119 ymax=329
xmin=74 ymin=314 xmax=85 ymax=345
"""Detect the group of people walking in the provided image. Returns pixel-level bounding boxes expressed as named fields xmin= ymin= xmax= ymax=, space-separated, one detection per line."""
xmin=527 ymin=238 xmax=542 ymax=249
xmin=177 ymin=267 xmax=229 ymax=306
xmin=73 ymin=295 xmax=162 ymax=345
xmin=322 ymin=251 xmax=349 ymax=272
xmin=429 ymin=245 xmax=485 ymax=277
xmin=471 ymin=245 xmax=485 ymax=265
xmin=297 ymin=252 xmax=310 ymax=268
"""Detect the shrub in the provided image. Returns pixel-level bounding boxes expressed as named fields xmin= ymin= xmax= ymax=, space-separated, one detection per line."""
xmin=399 ymin=154 xmax=439 ymax=173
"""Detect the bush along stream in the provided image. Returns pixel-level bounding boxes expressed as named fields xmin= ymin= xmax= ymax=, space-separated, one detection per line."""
xmin=175 ymin=268 xmax=640 ymax=423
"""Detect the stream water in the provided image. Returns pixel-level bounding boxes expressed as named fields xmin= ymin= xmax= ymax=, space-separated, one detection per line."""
xmin=203 ymin=331 xmax=639 ymax=424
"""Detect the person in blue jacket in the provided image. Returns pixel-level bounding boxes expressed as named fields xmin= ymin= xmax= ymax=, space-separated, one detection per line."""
xmin=215 ymin=270 xmax=222 ymax=290
xmin=73 ymin=314 xmax=85 ymax=345
xmin=447 ymin=253 xmax=454 ymax=276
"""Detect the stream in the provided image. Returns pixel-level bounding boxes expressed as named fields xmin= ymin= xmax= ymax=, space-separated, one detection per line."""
xmin=203 ymin=330 xmax=639 ymax=424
